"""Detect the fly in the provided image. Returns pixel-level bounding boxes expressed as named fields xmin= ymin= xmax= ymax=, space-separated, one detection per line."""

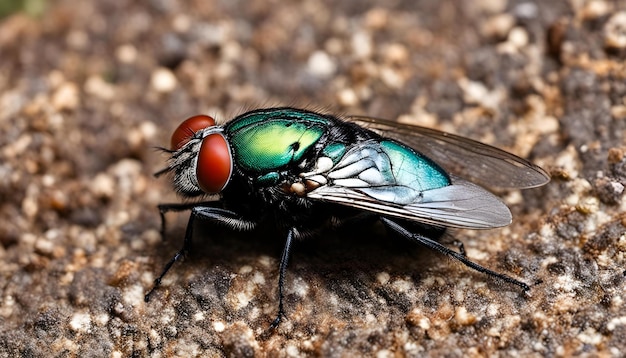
xmin=144 ymin=107 xmax=550 ymax=328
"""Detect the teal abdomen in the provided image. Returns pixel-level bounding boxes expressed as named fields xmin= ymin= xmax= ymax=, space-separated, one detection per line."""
xmin=227 ymin=109 xmax=329 ymax=173
xmin=312 ymin=138 xmax=451 ymax=205
xmin=380 ymin=140 xmax=450 ymax=191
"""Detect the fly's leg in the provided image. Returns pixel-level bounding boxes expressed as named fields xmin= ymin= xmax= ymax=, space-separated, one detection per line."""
xmin=453 ymin=240 xmax=467 ymax=256
xmin=145 ymin=206 xmax=256 ymax=302
xmin=381 ymin=217 xmax=530 ymax=293
xmin=439 ymin=234 xmax=467 ymax=257
xmin=269 ymin=228 xmax=295 ymax=329
xmin=157 ymin=201 xmax=222 ymax=239
xmin=330 ymin=212 xmax=378 ymax=228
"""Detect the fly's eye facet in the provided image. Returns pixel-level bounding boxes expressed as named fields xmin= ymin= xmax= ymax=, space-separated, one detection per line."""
xmin=171 ymin=115 xmax=216 ymax=150
xmin=196 ymin=133 xmax=232 ymax=193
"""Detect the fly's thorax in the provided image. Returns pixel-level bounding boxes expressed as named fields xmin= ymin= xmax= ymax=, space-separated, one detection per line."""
xmin=227 ymin=119 xmax=327 ymax=172
xmin=221 ymin=108 xmax=342 ymax=193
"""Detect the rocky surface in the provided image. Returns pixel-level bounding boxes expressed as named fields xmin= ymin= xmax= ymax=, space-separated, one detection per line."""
xmin=1 ymin=0 xmax=625 ymax=356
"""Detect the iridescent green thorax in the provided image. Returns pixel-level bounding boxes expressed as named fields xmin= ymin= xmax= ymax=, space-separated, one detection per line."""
xmin=227 ymin=108 xmax=331 ymax=132
xmin=226 ymin=108 xmax=329 ymax=173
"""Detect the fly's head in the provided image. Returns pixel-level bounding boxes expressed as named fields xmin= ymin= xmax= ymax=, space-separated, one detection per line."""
xmin=156 ymin=115 xmax=233 ymax=198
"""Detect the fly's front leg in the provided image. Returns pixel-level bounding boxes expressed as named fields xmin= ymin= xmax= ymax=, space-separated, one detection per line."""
xmin=145 ymin=205 xmax=257 ymax=302
xmin=157 ymin=201 xmax=222 ymax=239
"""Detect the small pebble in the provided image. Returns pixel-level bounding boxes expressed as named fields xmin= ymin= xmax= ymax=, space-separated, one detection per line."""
xmin=84 ymin=76 xmax=116 ymax=100
xmin=337 ymin=88 xmax=359 ymax=106
xmin=482 ymin=13 xmax=515 ymax=38
xmin=151 ymin=68 xmax=178 ymax=93
xmin=384 ymin=43 xmax=409 ymax=64
xmin=581 ymin=0 xmax=611 ymax=21
xmin=477 ymin=0 xmax=507 ymax=14
xmin=605 ymin=12 xmax=626 ymax=49
xmin=364 ymin=8 xmax=389 ymax=29
xmin=115 ymin=44 xmax=138 ymax=64
xmin=69 ymin=312 xmax=92 ymax=333
xmin=508 ymin=27 xmax=529 ymax=49
xmin=513 ymin=2 xmax=539 ymax=19
xmin=351 ymin=31 xmax=373 ymax=59
xmin=455 ymin=306 xmax=477 ymax=326
xmin=52 ymin=83 xmax=79 ymax=111
xmin=307 ymin=51 xmax=336 ymax=78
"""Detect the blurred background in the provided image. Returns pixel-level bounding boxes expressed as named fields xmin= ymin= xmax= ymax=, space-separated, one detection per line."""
xmin=1 ymin=0 xmax=625 ymax=356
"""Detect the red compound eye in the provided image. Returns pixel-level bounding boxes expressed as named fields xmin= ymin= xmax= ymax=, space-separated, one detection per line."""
xmin=196 ymin=133 xmax=232 ymax=193
xmin=171 ymin=115 xmax=216 ymax=150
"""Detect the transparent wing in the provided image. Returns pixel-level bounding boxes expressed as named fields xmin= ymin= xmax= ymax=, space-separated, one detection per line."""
xmin=347 ymin=116 xmax=550 ymax=189
xmin=308 ymin=177 xmax=512 ymax=229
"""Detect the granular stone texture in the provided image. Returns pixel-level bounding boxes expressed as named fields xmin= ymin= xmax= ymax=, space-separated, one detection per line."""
xmin=1 ymin=1 xmax=625 ymax=356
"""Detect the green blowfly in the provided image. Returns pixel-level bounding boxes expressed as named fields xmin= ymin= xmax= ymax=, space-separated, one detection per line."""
xmin=145 ymin=107 xmax=550 ymax=328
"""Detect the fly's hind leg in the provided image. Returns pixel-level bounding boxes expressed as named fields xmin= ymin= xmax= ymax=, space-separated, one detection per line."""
xmin=381 ymin=217 xmax=530 ymax=293
xmin=438 ymin=234 xmax=467 ymax=257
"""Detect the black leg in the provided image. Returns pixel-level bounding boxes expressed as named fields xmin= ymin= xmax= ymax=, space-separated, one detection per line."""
xmin=145 ymin=205 xmax=257 ymax=302
xmin=381 ymin=217 xmax=530 ymax=293
xmin=453 ymin=239 xmax=467 ymax=257
xmin=157 ymin=201 xmax=223 ymax=239
xmin=439 ymin=234 xmax=467 ymax=257
xmin=269 ymin=228 xmax=295 ymax=329
xmin=330 ymin=212 xmax=378 ymax=228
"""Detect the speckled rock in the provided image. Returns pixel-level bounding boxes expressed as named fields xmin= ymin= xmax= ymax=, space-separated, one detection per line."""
xmin=1 ymin=1 xmax=625 ymax=357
